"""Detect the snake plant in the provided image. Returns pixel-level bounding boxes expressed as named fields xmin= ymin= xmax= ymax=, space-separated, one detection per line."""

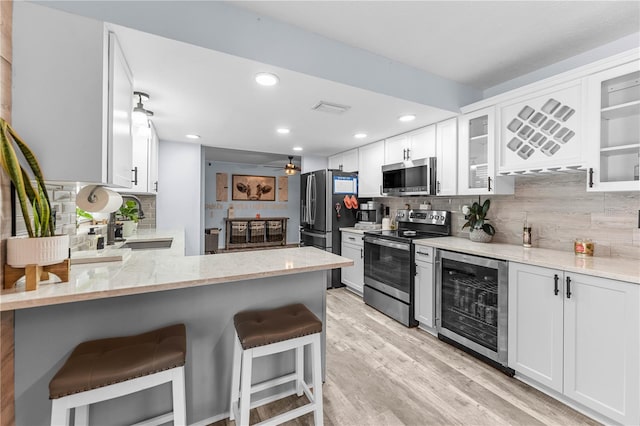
xmin=0 ymin=117 xmax=55 ymax=237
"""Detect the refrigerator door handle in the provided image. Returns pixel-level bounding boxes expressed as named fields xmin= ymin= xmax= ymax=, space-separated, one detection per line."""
xmin=310 ymin=174 xmax=316 ymax=225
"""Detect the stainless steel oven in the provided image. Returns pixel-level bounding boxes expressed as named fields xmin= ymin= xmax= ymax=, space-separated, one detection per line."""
xmin=363 ymin=236 xmax=414 ymax=326
xmin=436 ymin=250 xmax=512 ymax=373
xmin=363 ymin=209 xmax=451 ymax=327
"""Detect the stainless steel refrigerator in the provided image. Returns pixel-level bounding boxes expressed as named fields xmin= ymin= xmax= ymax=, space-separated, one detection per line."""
xmin=300 ymin=169 xmax=359 ymax=288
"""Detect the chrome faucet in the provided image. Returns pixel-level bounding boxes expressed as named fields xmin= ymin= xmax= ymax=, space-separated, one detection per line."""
xmin=107 ymin=195 xmax=146 ymax=246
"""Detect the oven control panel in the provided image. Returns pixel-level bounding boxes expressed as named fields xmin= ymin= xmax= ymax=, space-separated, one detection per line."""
xmin=396 ymin=209 xmax=449 ymax=225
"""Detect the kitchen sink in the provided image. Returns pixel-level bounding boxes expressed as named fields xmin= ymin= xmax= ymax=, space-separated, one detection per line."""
xmin=121 ymin=238 xmax=173 ymax=250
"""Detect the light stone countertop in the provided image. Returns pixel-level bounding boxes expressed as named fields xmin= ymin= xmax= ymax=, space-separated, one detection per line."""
xmin=1 ymin=229 xmax=353 ymax=311
xmin=414 ymin=237 xmax=640 ymax=284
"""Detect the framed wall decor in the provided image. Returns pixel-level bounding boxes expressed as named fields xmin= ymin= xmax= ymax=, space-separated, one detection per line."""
xmin=232 ymin=175 xmax=276 ymax=201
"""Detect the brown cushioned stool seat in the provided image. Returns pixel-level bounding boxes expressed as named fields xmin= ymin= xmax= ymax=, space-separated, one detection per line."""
xmin=230 ymin=304 xmax=324 ymax=425
xmin=49 ymin=324 xmax=186 ymax=399
xmin=233 ymin=303 xmax=322 ymax=350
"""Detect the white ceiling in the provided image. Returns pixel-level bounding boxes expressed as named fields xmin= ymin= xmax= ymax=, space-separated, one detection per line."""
xmin=110 ymin=1 xmax=640 ymax=161
xmin=114 ymin=24 xmax=456 ymax=157
xmin=233 ymin=1 xmax=640 ymax=89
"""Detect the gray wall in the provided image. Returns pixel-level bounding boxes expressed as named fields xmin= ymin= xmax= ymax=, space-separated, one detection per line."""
xmin=376 ymin=173 xmax=640 ymax=259
xmin=205 ymin=161 xmax=301 ymax=248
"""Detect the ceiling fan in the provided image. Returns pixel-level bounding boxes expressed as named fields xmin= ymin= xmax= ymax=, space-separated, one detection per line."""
xmin=283 ymin=156 xmax=301 ymax=175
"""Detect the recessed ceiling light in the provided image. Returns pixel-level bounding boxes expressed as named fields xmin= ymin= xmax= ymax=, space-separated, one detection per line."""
xmin=398 ymin=114 xmax=416 ymax=122
xmin=255 ymin=72 xmax=279 ymax=86
xmin=293 ymin=147 xmax=303 ymax=151
xmin=185 ymin=134 xmax=200 ymax=139
xmin=354 ymin=133 xmax=367 ymax=139
xmin=277 ymin=128 xmax=290 ymax=134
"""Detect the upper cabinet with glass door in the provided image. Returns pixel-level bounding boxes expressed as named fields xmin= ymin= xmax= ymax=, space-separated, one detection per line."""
xmin=585 ymin=60 xmax=640 ymax=191
xmin=458 ymin=107 xmax=514 ymax=195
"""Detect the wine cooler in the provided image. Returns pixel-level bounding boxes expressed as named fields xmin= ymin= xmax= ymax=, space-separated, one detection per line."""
xmin=436 ymin=250 xmax=512 ymax=373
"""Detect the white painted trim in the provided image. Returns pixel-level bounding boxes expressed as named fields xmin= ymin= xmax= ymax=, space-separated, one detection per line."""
xmin=188 ymin=412 xmax=231 ymax=426
xmin=461 ymin=48 xmax=640 ymax=113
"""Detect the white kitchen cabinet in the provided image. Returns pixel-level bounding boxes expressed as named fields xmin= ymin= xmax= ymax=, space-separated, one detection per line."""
xmin=328 ymin=148 xmax=358 ymax=172
xmin=414 ymin=246 xmax=435 ymax=330
xmin=509 ymin=263 xmax=639 ymax=425
xmin=458 ymin=107 xmax=514 ymax=195
xmin=384 ymin=125 xmax=436 ymax=165
xmin=148 ymin=122 xmax=159 ymax=193
xmin=358 ymin=140 xmax=385 ymax=197
xmin=123 ymin=122 xmax=159 ymax=194
xmin=498 ymin=81 xmax=585 ymax=174
xmin=508 ymin=263 xmax=564 ymax=392
xmin=585 ymin=60 xmax=640 ymax=191
xmin=435 ymin=118 xmax=458 ymax=196
xmin=341 ymin=231 xmax=364 ymax=295
xmin=13 ymin=3 xmax=133 ymax=186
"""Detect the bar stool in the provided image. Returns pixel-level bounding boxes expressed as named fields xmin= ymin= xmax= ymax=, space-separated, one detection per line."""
xmin=229 ymin=303 xmax=323 ymax=426
xmin=49 ymin=324 xmax=187 ymax=426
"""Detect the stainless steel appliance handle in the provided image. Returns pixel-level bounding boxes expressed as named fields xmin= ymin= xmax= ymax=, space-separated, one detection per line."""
xmin=300 ymin=230 xmax=328 ymax=240
xmin=310 ymin=174 xmax=316 ymax=225
xmin=364 ymin=237 xmax=410 ymax=251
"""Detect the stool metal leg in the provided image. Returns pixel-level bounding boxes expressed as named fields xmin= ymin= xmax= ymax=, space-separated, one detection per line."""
xmin=50 ymin=400 xmax=69 ymax=426
xmin=239 ymin=348 xmax=254 ymax=426
xmin=74 ymin=405 xmax=89 ymax=426
xmin=295 ymin=345 xmax=304 ymax=397
xmin=311 ymin=334 xmax=324 ymax=426
xmin=229 ymin=331 xmax=242 ymax=421
xmin=172 ymin=366 xmax=187 ymax=426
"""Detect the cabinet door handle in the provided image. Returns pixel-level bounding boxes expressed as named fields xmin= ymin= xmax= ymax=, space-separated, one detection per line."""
xmin=416 ymin=251 xmax=430 ymax=256
xmin=154 ymin=181 xmax=158 ymax=192
xmin=566 ymin=276 xmax=572 ymax=299
xmin=402 ymin=149 xmax=406 ymax=161
xmin=406 ymin=148 xmax=410 ymax=160
xmin=348 ymin=236 xmax=356 ymax=241
xmin=487 ymin=176 xmax=492 ymax=192
xmin=588 ymin=168 xmax=594 ymax=188
xmin=360 ymin=248 xmax=363 ymax=259
xmin=132 ymin=167 xmax=138 ymax=185
xmin=437 ymin=181 xmax=441 ymax=194
xmin=554 ymin=274 xmax=559 ymax=296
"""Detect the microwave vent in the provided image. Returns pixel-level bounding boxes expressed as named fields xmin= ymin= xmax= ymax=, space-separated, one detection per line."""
xmin=311 ymin=101 xmax=351 ymax=115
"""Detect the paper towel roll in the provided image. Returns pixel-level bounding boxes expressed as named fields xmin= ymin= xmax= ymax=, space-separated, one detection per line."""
xmin=77 ymin=185 xmax=123 ymax=213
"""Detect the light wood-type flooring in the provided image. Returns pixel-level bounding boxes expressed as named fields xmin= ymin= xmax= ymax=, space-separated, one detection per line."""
xmin=215 ymin=288 xmax=599 ymax=426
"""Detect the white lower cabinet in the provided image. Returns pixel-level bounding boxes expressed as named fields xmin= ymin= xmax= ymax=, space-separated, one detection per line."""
xmin=414 ymin=246 xmax=435 ymax=330
xmin=341 ymin=231 xmax=364 ymax=295
xmin=509 ymin=263 xmax=639 ymax=424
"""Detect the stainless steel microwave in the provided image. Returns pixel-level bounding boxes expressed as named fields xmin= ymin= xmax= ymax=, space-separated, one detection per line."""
xmin=381 ymin=157 xmax=436 ymax=196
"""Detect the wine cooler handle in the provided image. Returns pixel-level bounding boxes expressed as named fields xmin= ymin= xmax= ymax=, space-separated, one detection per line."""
xmin=554 ymin=274 xmax=559 ymax=296
xmin=566 ymin=276 xmax=572 ymax=299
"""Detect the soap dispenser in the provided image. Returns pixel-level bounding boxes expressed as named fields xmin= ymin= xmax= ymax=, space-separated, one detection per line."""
xmin=87 ymin=227 xmax=98 ymax=250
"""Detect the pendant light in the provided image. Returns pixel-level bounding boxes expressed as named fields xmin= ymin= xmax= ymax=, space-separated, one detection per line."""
xmin=132 ymin=91 xmax=154 ymax=125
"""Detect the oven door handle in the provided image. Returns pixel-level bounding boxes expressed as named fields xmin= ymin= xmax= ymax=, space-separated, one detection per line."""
xmin=364 ymin=237 xmax=410 ymax=251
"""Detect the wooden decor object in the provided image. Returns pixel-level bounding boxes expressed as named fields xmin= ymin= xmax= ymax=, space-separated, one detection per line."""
xmin=3 ymin=258 xmax=70 ymax=291
xmin=278 ymin=176 xmax=288 ymax=202
xmin=216 ymin=172 xmax=228 ymax=201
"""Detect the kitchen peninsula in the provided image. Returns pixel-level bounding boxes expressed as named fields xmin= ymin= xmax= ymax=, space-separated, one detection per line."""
xmin=0 ymin=230 xmax=352 ymax=425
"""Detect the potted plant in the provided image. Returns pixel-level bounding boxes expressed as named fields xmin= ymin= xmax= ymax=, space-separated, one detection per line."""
xmin=0 ymin=118 xmax=69 ymax=268
xmin=117 ymin=200 xmax=139 ymax=237
xmin=462 ymin=198 xmax=495 ymax=243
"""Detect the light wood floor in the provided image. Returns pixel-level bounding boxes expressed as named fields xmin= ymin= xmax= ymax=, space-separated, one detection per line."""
xmin=215 ymin=288 xmax=599 ymax=426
